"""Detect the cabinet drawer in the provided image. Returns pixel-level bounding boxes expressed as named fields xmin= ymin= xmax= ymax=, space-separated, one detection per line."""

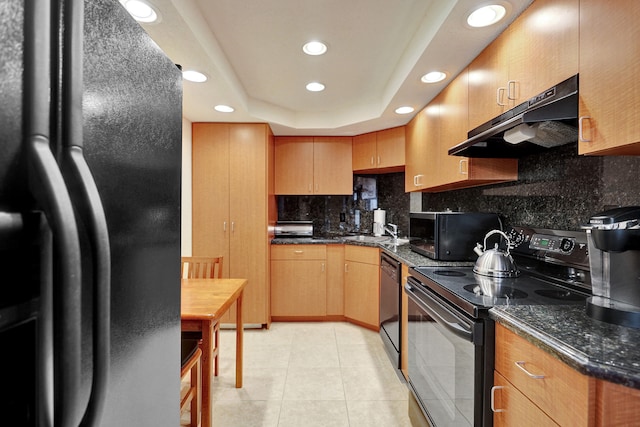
xmin=492 ymin=371 xmax=558 ymax=427
xmin=271 ymin=244 xmax=326 ymax=260
xmin=495 ymin=324 xmax=593 ymax=426
xmin=344 ymin=245 xmax=379 ymax=265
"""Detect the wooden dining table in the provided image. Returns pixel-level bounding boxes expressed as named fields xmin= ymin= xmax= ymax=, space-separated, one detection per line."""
xmin=181 ymin=277 xmax=247 ymax=427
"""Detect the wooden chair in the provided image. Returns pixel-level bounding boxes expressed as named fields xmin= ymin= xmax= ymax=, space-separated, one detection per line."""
xmin=181 ymin=256 xmax=223 ymax=376
xmin=180 ymin=338 xmax=201 ymax=427
xmin=181 ymin=256 xmax=223 ymax=279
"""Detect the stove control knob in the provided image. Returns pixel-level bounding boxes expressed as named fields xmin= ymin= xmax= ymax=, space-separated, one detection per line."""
xmin=559 ymin=238 xmax=575 ymax=254
xmin=508 ymin=229 xmax=525 ymax=247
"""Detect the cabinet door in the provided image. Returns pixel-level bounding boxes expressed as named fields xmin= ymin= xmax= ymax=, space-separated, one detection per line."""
xmin=271 ymin=259 xmax=327 ymax=316
xmin=506 ymin=0 xmax=579 ymax=107
xmin=579 ymin=0 xmax=640 ymax=155
xmin=353 ymin=132 xmax=377 ymax=171
xmin=326 ymin=245 xmax=344 ymax=316
xmin=376 ymin=126 xmax=405 ymax=171
xmin=492 ymin=372 xmax=558 ymax=427
xmin=438 ymin=69 xmax=470 ymax=187
xmin=274 ymin=136 xmax=314 ymax=194
xmin=405 ymin=105 xmax=438 ymax=192
xmin=313 ymin=136 xmax=353 ymax=195
xmin=344 ymin=260 xmax=379 ymax=328
xmin=192 ymin=123 xmax=230 ymax=272
xmin=468 ymin=37 xmax=509 ymax=130
xmin=229 ymin=124 xmax=271 ymax=324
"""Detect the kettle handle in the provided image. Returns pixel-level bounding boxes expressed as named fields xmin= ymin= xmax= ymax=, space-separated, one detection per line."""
xmin=483 ymin=230 xmax=512 ymax=255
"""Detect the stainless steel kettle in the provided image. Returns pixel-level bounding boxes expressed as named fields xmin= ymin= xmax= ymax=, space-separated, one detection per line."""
xmin=473 ymin=230 xmax=520 ymax=278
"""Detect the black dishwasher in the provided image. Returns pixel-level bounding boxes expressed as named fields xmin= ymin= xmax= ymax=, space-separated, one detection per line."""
xmin=380 ymin=252 xmax=401 ymax=372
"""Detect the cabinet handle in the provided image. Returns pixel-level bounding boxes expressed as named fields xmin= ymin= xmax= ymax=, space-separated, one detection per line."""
xmin=223 ymin=221 xmax=227 ymax=232
xmin=293 ymin=250 xmax=303 ymax=254
xmin=344 ymin=263 xmax=348 ymax=273
xmin=414 ymin=174 xmax=424 ymax=187
xmin=231 ymin=221 xmax=235 ymax=233
xmin=308 ymin=183 xmax=313 ymax=193
xmin=377 ymin=155 xmax=381 ymax=165
xmin=490 ymin=386 xmax=505 ymax=413
xmin=507 ymin=80 xmax=517 ymax=100
xmin=515 ymin=361 xmax=545 ymax=379
xmin=497 ymin=87 xmax=506 ymax=106
xmin=459 ymin=159 xmax=468 ymax=175
xmin=321 ymin=263 xmax=325 ymax=272
xmin=579 ymin=116 xmax=592 ymax=142
xmin=315 ymin=183 xmax=319 ymax=193
xmin=371 ymin=156 xmax=375 ymax=166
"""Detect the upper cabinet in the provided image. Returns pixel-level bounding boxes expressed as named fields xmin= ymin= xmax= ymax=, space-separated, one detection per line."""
xmin=578 ymin=0 xmax=640 ymax=155
xmin=468 ymin=0 xmax=579 ymax=130
xmin=353 ymin=126 xmax=405 ymax=173
xmin=275 ymin=136 xmax=353 ymax=195
xmin=405 ymin=69 xmax=518 ymax=193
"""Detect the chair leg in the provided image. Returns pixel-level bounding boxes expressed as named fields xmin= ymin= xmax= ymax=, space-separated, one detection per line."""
xmin=190 ymin=354 xmax=201 ymax=427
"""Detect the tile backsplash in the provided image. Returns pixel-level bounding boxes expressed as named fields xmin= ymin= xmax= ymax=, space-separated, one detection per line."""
xmin=277 ymin=142 xmax=640 ymax=235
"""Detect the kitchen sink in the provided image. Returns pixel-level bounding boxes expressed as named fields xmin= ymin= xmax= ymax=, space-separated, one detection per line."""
xmin=343 ymin=235 xmax=409 ymax=245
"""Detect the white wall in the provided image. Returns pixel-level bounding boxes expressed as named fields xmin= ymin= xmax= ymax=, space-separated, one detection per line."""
xmin=181 ymin=117 xmax=192 ymax=256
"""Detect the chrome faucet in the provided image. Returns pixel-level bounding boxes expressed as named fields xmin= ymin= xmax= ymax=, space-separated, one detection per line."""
xmin=383 ymin=223 xmax=398 ymax=244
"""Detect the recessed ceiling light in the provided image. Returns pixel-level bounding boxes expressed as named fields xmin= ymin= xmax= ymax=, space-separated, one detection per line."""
xmin=395 ymin=106 xmax=414 ymax=115
xmin=302 ymin=41 xmax=328 ymax=56
xmin=421 ymin=71 xmax=447 ymax=83
xmin=467 ymin=4 xmax=506 ymax=27
xmin=182 ymin=70 xmax=207 ymax=83
xmin=119 ymin=0 xmax=159 ymax=23
xmin=214 ymin=105 xmax=234 ymax=113
xmin=306 ymin=82 xmax=325 ymax=92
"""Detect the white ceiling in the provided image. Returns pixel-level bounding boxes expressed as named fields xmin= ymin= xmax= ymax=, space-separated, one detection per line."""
xmin=139 ymin=0 xmax=533 ymax=136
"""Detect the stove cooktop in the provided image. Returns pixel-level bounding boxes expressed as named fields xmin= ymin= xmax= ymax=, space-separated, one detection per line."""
xmin=410 ymin=266 xmax=589 ymax=318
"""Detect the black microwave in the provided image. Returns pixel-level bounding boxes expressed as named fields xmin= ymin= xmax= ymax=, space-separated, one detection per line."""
xmin=409 ymin=212 xmax=501 ymax=260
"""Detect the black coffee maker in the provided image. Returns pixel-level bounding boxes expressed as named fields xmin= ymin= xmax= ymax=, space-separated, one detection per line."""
xmin=585 ymin=206 xmax=640 ymax=328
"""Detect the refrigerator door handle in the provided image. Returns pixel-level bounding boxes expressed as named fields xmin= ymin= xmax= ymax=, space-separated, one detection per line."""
xmin=25 ymin=1 xmax=82 ymax=426
xmin=60 ymin=0 xmax=111 ymax=425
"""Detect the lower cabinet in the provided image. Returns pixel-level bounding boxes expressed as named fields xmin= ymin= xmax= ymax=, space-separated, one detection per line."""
xmin=344 ymin=245 xmax=380 ymax=329
xmin=270 ymin=245 xmax=327 ymax=318
xmin=493 ymin=324 xmax=594 ymax=426
xmin=270 ymin=244 xmax=379 ymax=328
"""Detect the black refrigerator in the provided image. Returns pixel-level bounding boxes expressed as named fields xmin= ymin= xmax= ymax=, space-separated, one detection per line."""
xmin=0 ymin=0 xmax=182 ymax=425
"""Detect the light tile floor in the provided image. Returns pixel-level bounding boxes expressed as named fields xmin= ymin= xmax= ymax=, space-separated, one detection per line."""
xmin=184 ymin=322 xmax=414 ymax=427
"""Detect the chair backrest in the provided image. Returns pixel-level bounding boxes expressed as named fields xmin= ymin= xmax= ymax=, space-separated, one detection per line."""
xmin=181 ymin=256 xmax=223 ymax=279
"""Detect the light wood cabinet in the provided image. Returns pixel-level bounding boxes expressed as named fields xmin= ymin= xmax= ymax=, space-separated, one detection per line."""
xmin=275 ymin=136 xmax=353 ymax=195
xmin=405 ymin=103 xmax=438 ymax=192
xmin=353 ymin=127 xmax=405 ymax=173
xmin=492 ymin=371 xmax=557 ymax=427
xmin=596 ymin=378 xmax=640 ymax=426
xmin=468 ymin=0 xmax=579 ymax=130
xmin=493 ymin=323 xmax=594 ymax=426
xmin=344 ymin=245 xmax=379 ymax=329
xmin=405 ymin=70 xmax=517 ymax=193
xmin=578 ymin=0 xmax=640 ymax=155
xmin=192 ymin=122 xmax=274 ymax=327
xmin=326 ymin=245 xmax=345 ymax=317
xmin=270 ymin=245 xmax=327 ymax=318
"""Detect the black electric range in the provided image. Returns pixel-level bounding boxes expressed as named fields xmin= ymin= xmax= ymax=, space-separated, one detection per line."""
xmin=410 ymin=226 xmax=592 ymax=318
xmin=405 ymin=226 xmax=592 ymax=427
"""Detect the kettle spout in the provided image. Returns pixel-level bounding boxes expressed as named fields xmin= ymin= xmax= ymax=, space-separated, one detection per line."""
xmin=473 ymin=243 xmax=484 ymax=257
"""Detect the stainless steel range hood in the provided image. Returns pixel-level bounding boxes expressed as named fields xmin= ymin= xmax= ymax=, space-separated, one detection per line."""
xmin=449 ymin=74 xmax=578 ymax=158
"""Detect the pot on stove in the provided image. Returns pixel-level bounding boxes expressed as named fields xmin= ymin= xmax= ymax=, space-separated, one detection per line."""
xmin=473 ymin=230 xmax=520 ymax=278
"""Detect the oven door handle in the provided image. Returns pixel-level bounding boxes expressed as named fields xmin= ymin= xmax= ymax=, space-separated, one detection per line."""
xmin=405 ymin=282 xmax=473 ymax=341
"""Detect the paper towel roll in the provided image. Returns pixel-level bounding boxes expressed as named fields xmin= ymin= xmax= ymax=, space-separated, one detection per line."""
xmin=373 ymin=209 xmax=386 ymax=236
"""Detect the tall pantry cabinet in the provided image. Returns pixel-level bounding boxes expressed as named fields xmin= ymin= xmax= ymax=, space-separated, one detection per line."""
xmin=192 ymin=123 xmax=275 ymax=327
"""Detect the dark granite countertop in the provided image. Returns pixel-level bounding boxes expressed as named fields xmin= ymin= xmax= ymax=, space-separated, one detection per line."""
xmin=491 ymin=305 xmax=640 ymax=389
xmin=271 ymin=237 xmax=473 ymax=268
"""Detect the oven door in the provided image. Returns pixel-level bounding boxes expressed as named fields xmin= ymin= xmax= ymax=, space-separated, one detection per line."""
xmin=405 ymin=276 xmax=493 ymax=427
